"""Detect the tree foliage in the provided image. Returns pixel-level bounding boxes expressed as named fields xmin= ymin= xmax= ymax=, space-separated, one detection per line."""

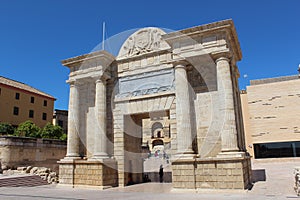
xmin=14 ymin=120 xmax=41 ymax=138
xmin=0 ymin=123 xmax=15 ymax=135
xmin=9 ymin=121 xmax=67 ymax=140
xmin=40 ymin=122 xmax=66 ymax=140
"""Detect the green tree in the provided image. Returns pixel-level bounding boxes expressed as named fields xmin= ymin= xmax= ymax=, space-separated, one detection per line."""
xmin=40 ymin=123 xmax=65 ymax=140
xmin=59 ymin=133 xmax=67 ymax=141
xmin=0 ymin=123 xmax=15 ymax=135
xmin=15 ymin=121 xmax=41 ymax=138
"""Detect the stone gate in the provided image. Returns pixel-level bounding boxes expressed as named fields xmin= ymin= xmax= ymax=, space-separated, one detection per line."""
xmin=58 ymin=19 xmax=252 ymax=190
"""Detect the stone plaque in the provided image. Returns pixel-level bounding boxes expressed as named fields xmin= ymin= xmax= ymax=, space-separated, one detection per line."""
xmin=117 ymin=68 xmax=174 ymax=98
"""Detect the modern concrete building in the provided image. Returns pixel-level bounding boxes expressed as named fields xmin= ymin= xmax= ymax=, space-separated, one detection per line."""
xmin=241 ymin=73 xmax=300 ymax=159
xmin=59 ymin=20 xmax=251 ymax=190
xmin=0 ymin=76 xmax=55 ymax=128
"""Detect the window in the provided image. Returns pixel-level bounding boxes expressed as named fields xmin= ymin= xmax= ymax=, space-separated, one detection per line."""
xmin=42 ymin=113 xmax=47 ymax=120
xmin=29 ymin=110 xmax=34 ymax=118
xmin=15 ymin=93 xmax=20 ymax=100
xmin=13 ymin=107 xmax=19 ymax=115
xmin=58 ymin=120 xmax=63 ymax=127
xmin=43 ymin=100 xmax=47 ymax=106
xmin=254 ymin=141 xmax=300 ymax=159
xmin=30 ymin=97 xmax=35 ymax=103
xmin=157 ymin=131 xmax=161 ymax=138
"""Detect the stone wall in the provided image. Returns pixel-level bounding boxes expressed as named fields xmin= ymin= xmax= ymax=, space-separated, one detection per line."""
xmin=194 ymin=91 xmax=222 ymax=158
xmin=58 ymin=159 xmax=118 ymax=188
xmin=0 ymin=136 xmax=66 ymax=172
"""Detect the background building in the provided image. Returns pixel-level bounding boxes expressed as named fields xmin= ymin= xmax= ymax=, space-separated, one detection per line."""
xmin=53 ymin=109 xmax=68 ymax=133
xmin=241 ymin=73 xmax=300 ymax=158
xmin=142 ymin=115 xmax=171 ymax=154
xmin=0 ymin=76 xmax=55 ymax=128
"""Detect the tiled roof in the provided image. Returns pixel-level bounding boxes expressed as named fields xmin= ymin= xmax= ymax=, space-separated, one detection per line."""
xmin=0 ymin=76 xmax=55 ymax=100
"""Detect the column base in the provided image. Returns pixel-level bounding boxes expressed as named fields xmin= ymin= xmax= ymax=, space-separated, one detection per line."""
xmin=61 ymin=156 xmax=82 ymax=161
xmin=58 ymin=159 xmax=118 ymax=188
xmin=217 ymin=151 xmax=246 ymax=158
xmin=174 ymin=151 xmax=197 ymax=160
xmin=89 ymin=153 xmax=109 ymax=160
xmin=88 ymin=156 xmax=112 ymax=163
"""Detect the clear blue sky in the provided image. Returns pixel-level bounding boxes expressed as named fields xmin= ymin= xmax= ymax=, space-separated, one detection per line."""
xmin=0 ymin=0 xmax=299 ymax=110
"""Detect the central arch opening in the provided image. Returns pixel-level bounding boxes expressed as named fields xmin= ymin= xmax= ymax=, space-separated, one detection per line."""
xmin=123 ymin=110 xmax=172 ymax=185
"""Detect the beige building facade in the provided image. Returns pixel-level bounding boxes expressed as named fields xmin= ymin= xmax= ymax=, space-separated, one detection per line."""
xmin=241 ymin=75 xmax=300 ymax=158
xmin=59 ymin=20 xmax=251 ymax=190
xmin=0 ymin=76 xmax=55 ymax=128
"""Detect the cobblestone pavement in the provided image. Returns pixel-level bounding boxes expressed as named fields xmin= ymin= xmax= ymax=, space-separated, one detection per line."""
xmin=0 ymin=158 xmax=299 ymax=200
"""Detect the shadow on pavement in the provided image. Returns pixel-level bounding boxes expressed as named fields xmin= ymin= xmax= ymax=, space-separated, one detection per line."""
xmin=252 ymin=169 xmax=266 ymax=182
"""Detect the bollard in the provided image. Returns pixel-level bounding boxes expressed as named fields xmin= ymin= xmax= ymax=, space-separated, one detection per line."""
xmin=294 ymin=167 xmax=300 ymax=196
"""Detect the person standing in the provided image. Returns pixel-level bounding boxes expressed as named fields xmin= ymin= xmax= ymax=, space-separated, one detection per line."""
xmin=159 ymin=165 xmax=164 ymax=183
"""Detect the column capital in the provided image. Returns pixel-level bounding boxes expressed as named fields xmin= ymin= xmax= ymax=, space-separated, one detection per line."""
xmin=92 ymin=72 xmax=111 ymax=83
xmin=211 ymin=52 xmax=232 ymax=63
xmin=95 ymin=78 xmax=107 ymax=85
xmin=173 ymin=60 xmax=189 ymax=69
xmin=215 ymin=56 xmax=230 ymax=63
xmin=66 ymin=79 xmax=76 ymax=86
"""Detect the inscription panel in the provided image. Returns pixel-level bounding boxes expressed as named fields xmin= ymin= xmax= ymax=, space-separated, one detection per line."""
xmin=117 ymin=68 xmax=174 ymax=98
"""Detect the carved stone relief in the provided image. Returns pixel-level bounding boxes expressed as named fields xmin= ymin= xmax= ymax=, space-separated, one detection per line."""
xmin=118 ymin=28 xmax=170 ymax=59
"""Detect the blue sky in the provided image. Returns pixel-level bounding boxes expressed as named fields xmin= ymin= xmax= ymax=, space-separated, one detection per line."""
xmin=0 ymin=0 xmax=299 ymax=110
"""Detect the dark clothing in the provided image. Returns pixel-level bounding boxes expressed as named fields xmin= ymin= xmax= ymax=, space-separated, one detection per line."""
xmin=159 ymin=167 xmax=163 ymax=183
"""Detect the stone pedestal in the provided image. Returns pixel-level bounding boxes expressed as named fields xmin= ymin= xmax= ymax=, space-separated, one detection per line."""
xmin=172 ymin=156 xmax=252 ymax=190
xmin=172 ymin=158 xmax=196 ymax=189
xmin=58 ymin=159 xmax=118 ymax=189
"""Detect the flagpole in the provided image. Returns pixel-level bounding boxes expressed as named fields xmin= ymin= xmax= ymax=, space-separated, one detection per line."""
xmin=102 ymin=22 xmax=105 ymax=50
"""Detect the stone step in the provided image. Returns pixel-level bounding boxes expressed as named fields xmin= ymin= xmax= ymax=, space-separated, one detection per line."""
xmin=0 ymin=175 xmax=49 ymax=187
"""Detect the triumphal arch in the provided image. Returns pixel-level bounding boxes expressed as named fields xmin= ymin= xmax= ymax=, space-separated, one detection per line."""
xmin=58 ymin=19 xmax=252 ymax=190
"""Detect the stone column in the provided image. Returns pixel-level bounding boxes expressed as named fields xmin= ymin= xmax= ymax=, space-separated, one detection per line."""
xmin=216 ymin=57 xmax=239 ymax=152
xmin=92 ymin=77 xmax=109 ymax=159
xmin=174 ymin=62 xmax=194 ymax=157
xmin=65 ymin=81 xmax=80 ymax=159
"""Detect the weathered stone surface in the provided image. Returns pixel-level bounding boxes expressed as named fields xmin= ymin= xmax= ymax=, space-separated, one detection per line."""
xmin=0 ymin=136 xmax=66 ymax=172
xmin=3 ymin=165 xmax=59 ymax=184
xmin=59 ymin=19 xmax=251 ymax=190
